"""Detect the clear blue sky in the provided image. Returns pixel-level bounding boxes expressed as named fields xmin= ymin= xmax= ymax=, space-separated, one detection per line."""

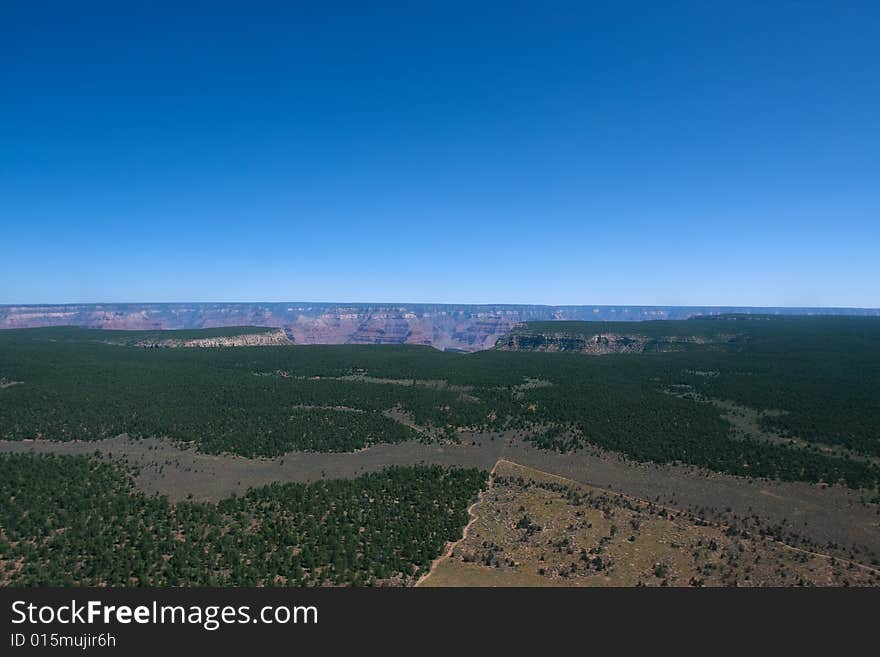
xmin=2 ymin=1 xmax=878 ymax=306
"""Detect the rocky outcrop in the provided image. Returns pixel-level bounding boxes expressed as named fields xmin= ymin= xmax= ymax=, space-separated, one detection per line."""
xmin=134 ymin=329 xmax=291 ymax=348
xmin=496 ymin=330 xmax=736 ymax=355
xmin=498 ymin=332 xmax=648 ymax=354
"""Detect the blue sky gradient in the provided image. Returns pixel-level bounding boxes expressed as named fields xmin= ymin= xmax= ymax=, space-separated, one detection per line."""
xmin=2 ymin=1 xmax=878 ymax=306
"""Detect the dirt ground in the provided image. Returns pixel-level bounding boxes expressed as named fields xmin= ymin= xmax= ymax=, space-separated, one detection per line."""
xmin=2 ymin=430 xmax=878 ymax=568
xmin=421 ymin=460 xmax=880 ymax=587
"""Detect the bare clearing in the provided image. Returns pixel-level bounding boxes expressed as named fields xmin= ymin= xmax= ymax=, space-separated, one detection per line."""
xmin=1 ymin=430 xmax=877 ymax=569
xmin=421 ymin=460 xmax=880 ymax=587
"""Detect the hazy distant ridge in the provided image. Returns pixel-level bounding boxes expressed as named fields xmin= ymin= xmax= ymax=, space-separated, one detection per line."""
xmin=1 ymin=303 xmax=877 ymax=352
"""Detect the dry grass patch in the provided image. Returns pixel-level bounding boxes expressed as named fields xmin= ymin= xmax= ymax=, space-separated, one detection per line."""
xmin=423 ymin=460 xmax=880 ymax=587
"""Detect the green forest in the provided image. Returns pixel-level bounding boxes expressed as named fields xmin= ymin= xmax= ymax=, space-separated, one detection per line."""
xmin=0 ymin=315 xmax=878 ymax=489
xmin=0 ymin=453 xmax=485 ymax=586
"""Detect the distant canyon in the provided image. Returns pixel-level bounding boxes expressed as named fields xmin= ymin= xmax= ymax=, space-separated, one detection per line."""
xmin=1 ymin=303 xmax=877 ymax=352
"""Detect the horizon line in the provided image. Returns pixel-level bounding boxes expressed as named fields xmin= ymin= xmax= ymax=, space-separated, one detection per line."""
xmin=1 ymin=301 xmax=879 ymax=311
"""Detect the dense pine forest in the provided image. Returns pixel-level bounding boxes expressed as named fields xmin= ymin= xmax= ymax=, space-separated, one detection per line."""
xmin=0 ymin=453 xmax=485 ymax=586
xmin=0 ymin=315 xmax=878 ymax=489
